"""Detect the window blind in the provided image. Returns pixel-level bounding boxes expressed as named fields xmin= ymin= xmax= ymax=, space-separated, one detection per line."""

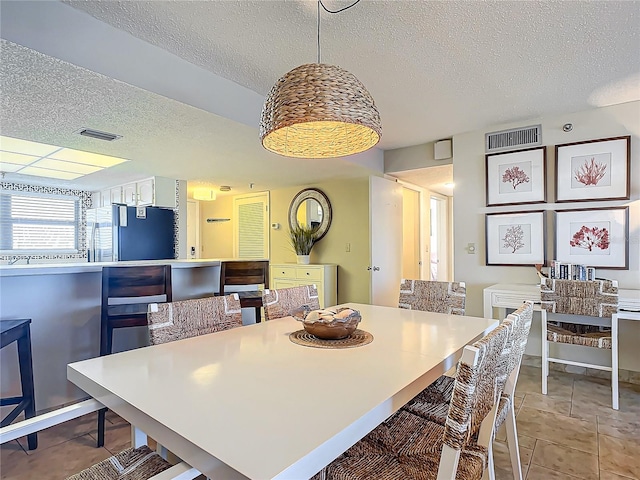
xmin=0 ymin=192 xmax=79 ymax=253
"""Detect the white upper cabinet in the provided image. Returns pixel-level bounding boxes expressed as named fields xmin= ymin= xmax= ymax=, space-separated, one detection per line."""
xmin=94 ymin=177 xmax=176 ymax=208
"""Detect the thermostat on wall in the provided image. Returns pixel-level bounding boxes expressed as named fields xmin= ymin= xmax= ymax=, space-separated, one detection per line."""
xmin=271 ymin=223 xmax=280 ymax=230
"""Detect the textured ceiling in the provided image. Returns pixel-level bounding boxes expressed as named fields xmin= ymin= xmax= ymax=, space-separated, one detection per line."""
xmin=1 ymin=0 xmax=639 ymax=194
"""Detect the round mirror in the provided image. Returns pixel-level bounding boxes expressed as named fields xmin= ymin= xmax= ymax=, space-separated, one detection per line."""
xmin=288 ymin=188 xmax=332 ymax=241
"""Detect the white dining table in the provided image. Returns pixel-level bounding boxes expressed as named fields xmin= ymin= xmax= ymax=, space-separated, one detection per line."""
xmin=67 ymin=303 xmax=498 ymax=480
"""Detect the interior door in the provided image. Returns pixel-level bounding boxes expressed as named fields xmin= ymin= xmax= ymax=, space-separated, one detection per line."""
xmin=370 ymin=176 xmax=403 ymax=306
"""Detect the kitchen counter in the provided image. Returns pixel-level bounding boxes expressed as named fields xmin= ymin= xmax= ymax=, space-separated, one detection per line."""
xmin=0 ymin=258 xmax=226 ymax=277
xmin=0 ymin=258 xmax=265 ymax=410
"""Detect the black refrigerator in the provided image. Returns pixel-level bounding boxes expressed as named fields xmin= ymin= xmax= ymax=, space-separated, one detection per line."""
xmin=87 ymin=205 xmax=175 ymax=262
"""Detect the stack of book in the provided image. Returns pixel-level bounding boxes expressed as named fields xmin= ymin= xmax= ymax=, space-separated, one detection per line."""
xmin=549 ymin=261 xmax=596 ymax=281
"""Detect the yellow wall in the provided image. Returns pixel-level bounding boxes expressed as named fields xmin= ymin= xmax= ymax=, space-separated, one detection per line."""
xmin=199 ymin=195 xmax=234 ymax=258
xmin=269 ymin=177 xmax=371 ymax=304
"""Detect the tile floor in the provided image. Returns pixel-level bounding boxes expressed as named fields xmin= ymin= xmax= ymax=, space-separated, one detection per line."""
xmin=1 ymin=365 xmax=639 ymax=479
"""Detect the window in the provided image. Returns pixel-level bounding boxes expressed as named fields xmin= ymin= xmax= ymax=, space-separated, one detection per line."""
xmin=0 ymin=191 xmax=79 ymax=254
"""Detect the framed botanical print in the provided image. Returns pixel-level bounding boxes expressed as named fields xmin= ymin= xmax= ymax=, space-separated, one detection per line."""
xmin=555 ymin=136 xmax=630 ymax=202
xmin=555 ymin=207 xmax=629 ymax=269
xmin=486 ymin=210 xmax=546 ymax=266
xmin=485 ymin=147 xmax=546 ymax=207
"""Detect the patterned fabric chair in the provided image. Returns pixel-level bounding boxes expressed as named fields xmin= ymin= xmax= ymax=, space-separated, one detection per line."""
xmin=262 ymin=285 xmax=321 ymax=321
xmin=147 ymin=294 xmax=242 ymax=345
xmin=0 ymin=399 xmax=199 ymax=480
xmin=311 ymin=311 xmax=514 ymax=480
xmin=398 ymin=279 xmax=466 ymax=315
xmin=401 ymin=301 xmax=534 ymax=480
xmin=540 ymin=278 xmax=619 ymax=409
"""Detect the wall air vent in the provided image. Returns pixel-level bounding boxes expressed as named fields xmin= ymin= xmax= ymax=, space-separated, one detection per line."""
xmin=485 ymin=124 xmax=541 ymax=153
xmin=77 ymin=128 xmax=122 ymax=141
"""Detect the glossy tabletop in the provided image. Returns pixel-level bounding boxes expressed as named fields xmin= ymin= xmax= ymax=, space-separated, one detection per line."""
xmin=68 ymin=303 xmax=497 ymax=480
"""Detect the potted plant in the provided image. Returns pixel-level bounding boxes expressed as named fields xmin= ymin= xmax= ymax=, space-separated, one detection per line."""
xmin=289 ymin=224 xmax=318 ymax=264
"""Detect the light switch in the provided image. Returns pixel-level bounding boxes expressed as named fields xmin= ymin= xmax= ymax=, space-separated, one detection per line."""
xmin=345 ymin=242 xmax=351 ymax=252
xmin=467 ymin=243 xmax=476 ymax=254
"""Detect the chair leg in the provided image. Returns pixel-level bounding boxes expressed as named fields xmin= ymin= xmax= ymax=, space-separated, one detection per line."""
xmin=97 ymin=408 xmax=106 ymax=447
xmin=16 ymin=329 xmax=37 ymax=450
xmin=541 ymin=312 xmax=548 ymax=395
xmin=505 ymin=405 xmax=523 ymax=480
xmin=254 ymin=306 xmax=262 ymax=323
xmin=612 ymin=314 xmax=619 ymax=410
xmin=487 ymin=443 xmax=496 ymax=480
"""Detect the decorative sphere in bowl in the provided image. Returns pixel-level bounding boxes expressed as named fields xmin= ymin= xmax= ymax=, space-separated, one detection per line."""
xmin=293 ymin=307 xmax=361 ymax=340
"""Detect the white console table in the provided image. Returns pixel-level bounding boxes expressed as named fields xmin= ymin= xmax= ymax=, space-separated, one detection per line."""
xmin=483 ymin=283 xmax=640 ymax=320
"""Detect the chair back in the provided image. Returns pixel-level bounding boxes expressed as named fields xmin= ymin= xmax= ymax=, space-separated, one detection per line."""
xmin=147 ymin=294 xmax=242 ymax=345
xmin=444 ymin=318 xmax=512 ymax=451
xmin=540 ymin=278 xmax=618 ymax=317
xmin=262 ymin=285 xmax=321 ymax=321
xmin=219 ymin=261 xmax=269 ymax=295
xmin=102 ymin=265 xmax=172 ymax=304
xmin=398 ymin=279 xmax=466 ymax=315
xmin=505 ymin=301 xmax=534 ymax=377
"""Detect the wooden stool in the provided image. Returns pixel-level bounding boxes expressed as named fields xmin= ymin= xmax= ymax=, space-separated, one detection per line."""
xmin=1 ymin=319 xmax=37 ymax=450
xmin=219 ymin=261 xmax=269 ymax=323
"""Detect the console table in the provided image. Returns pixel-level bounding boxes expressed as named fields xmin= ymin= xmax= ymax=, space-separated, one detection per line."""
xmin=483 ymin=283 xmax=640 ymax=320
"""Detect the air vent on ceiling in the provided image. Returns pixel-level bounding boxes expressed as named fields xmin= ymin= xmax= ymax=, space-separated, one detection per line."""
xmin=77 ymin=128 xmax=122 ymax=141
xmin=485 ymin=124 xmax=541 ymax=153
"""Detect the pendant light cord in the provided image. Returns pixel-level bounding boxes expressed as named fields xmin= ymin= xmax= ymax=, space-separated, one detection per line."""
xmin=317 ymin=0 xmax=362 ymax=64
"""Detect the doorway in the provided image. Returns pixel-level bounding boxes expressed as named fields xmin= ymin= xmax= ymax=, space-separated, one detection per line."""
xmin=430 ymin=194 xmax=451 ymax=281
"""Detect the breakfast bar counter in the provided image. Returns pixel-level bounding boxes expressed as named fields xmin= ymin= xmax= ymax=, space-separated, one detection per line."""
xmin=0 ymin=259 xmax=231 ymax=410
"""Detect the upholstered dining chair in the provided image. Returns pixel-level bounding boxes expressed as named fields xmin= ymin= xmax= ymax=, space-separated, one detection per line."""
xmin=0 ymin=399 xmax=199 ymax=480
xmin=401 ymin=301 xmax=534 ymax=480
xmin=311 ymin=310 xmax=514 ymax=480
xmin=147 ymin=294 xmax=243 ymax=345
xmin=398 ymin=279 xmax=466 ymax=315
xmin=262 ymin=285 xmax=321 ymax=321
xmin=540 ymin=278 xmax=619 ymax=409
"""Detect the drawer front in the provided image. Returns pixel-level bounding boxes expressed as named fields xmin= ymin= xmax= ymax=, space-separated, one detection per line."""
xmin=272 ymin=266 xmax=297 ymax=279
xmin=295 ymin=267 xmax=323 ymax=282
xmin=272 ymin=279 xmax=297 ymax=289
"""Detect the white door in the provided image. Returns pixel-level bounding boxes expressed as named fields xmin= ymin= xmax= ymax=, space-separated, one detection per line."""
xmin=233 ymin=192 xmax=270 ymax=259
xmin=370 ymin=176 xmax=403 ymax=306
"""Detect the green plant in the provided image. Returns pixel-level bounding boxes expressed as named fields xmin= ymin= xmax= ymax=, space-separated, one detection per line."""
xmin=289 ymin=224 xmax=318 ymax=255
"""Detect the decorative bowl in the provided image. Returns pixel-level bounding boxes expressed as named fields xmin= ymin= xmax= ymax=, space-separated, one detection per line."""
xmin=292 ymin=307 xmax=361 ymax=340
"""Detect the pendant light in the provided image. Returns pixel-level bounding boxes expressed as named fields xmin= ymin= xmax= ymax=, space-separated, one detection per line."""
xmin=260 ymin=0 xmax=381 ymax=159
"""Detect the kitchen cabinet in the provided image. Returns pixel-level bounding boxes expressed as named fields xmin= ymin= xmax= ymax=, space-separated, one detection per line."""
xmin=270 ymin=263 xmax=337 ymax=308
xmin=94 ymin=177 xmax=176 ymax=208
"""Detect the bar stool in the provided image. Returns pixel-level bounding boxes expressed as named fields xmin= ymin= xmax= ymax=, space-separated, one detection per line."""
xmin=1 ymin=319 xmax=37 ymax=450
xmin=219 ymin=260 xmax=269 ymax=323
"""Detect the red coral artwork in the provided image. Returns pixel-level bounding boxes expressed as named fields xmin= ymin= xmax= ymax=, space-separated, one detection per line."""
xmin=502 ymin=225 xmax=525 ymax=253
xmin=569 ymin=225 xmax=610 ymax=251
xmin=574 ymin=157 xmax=607 ymax=186
xmin=502 ymin=166 xmax=530 ymax=189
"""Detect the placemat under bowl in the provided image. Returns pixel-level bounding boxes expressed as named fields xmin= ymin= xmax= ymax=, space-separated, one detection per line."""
xmin=289 ymin=329 xmax=373 ymax=349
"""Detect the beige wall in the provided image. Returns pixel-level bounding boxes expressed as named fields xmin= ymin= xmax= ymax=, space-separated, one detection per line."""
xmin=199 ymin=177 xmax=372 ymax=303
xmin=199 ymin=195 xmax=234 ymax=258
xmin=453 ymin=101 xmax=639 ymax=370
xmin=384 ymin=141 xmax=452 ymax=173
xmin=270 ymin=177 xmax=371 ymax=304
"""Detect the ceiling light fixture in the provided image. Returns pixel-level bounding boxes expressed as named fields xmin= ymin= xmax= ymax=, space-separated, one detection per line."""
xmin=193 ymin=188 xmax=216 ymax=201
xmin=260 ymin=0 xmax=381 ymax=159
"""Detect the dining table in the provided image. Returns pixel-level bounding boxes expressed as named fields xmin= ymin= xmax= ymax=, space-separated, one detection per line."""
xmin=67 ymin=303 xmax=498 ymax=480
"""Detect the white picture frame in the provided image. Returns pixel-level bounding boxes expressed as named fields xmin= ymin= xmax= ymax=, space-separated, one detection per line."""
xmin=486 ymin=211 xmax=546 ymax=266
xmin=555 ymin=207 xmax=629 ymax=269
xmin=555 ymin=136 xmax=630 ymax=202
xmin=486 ymin=147 xmax=546 ymax=207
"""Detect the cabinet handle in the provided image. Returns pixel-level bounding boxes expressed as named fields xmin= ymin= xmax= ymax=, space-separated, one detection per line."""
xmin=281 ymin=271 xmax=285 ymax=274
xmin=306 ymin=272 xmax=310 ymax=275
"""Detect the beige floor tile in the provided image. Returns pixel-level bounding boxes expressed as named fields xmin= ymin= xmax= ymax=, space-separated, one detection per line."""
xmin=530 ymin=439 xmax=598 ymax=480
xmin=599 ymin=433 xmax=640 ymax=479
xmin=16 ymin=412 xmax=98 ymax=454
xmin=492 ymin=439 xmax=532 ymax=478
xmin=598 ymin=415 xmax=640 ymax=442
xmin=521 ymin=392 xmax=571 ymax=416
xmin=600 ymin=470 xmax=638 ymax=479
xmin=526 ymin=464 xmax=583 ymax=479
xmin=516 ymin=407 xmax=597 ymax=454
xmin=518 ymin=435 xmax=536 ymax=450
xmin=1 ymin=435 xmax=111 ymax=480
xmin=515 ymin=371 xmax=573 ymax=399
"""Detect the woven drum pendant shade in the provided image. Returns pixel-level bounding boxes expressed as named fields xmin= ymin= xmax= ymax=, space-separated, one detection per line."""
xmin=260 ymin=63 xmax=382 ymax=158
